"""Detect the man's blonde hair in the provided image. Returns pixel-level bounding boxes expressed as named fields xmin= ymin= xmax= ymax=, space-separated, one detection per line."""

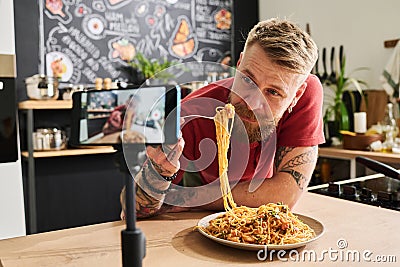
xmin=244 ymin=18 xmax=318 ymax=75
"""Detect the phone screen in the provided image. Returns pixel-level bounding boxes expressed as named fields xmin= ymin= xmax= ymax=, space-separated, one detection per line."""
xmin=69 ymin=85 xmax=180 ymax=146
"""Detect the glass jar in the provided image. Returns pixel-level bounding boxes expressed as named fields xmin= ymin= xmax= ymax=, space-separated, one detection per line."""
xmin=381 ymin=103 xmax=399 ymax=152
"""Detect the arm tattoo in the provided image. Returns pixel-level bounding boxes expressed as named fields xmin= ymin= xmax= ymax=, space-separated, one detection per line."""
xmin=277 ymin=146 xmax=317 ymax=190
xmin=165 ymin=187 xmax=197 ymax=206
xmin=149 ymin=158 xmax=168 ymax=174
xmin=275 ymin=147 xmax=294 ymax=169
xmin=134 ymin=162 xmax=171 ymax=218
xmin=280 ymin=169 xmax=307 ymax=190
xmin=135 ymin=185 xmax=164 ymax=218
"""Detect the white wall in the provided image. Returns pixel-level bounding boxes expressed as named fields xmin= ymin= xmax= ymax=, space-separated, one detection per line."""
xmin=0 ymin=0 xmax=26 ymax=239
xmin=259 ymin=0 xmax=400 ymax=89
xmin=0 ymin=0 xmax=15 ymax=54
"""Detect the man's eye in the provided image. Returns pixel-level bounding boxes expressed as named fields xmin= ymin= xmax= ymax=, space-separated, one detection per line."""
xmin=241 ymin=75 xmax=257 ymax=87
xmin=267 ymin=89 xmax=280 ymax=96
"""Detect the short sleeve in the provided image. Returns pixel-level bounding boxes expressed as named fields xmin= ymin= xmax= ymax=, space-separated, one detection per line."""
xmin=277 ymin=74 xmax=325 ymax=147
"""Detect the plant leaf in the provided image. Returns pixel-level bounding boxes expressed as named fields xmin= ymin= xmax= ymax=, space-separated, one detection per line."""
xmin=339 ymin=102 xmax=349 ymax=130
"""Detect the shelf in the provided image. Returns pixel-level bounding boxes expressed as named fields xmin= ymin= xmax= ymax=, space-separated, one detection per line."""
xmin=21 ymin=146 xmax=116 ymax=158
xmin=87 ymin=109 xmax=113 ymax=112
xmin=18 ymin=100 xmax=72 ymax=110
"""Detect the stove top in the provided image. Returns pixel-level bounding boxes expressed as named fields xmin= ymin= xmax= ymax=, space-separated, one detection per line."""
xmin=308 ymin=175 xmax=400 ymax=211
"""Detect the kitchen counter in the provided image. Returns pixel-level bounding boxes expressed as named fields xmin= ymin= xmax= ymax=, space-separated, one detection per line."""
xmin=319 ymin=146 xmax=400 ymax=179
xmin=0 ymin=192 xmax=399 ymax=266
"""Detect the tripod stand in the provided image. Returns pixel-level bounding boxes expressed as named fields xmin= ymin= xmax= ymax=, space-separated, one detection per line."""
xmin=113 ymin=144 xmax=146 ymax=267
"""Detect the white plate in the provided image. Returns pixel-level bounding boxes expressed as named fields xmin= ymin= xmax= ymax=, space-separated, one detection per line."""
xmin=197 ymin=212 xmax=324 ymax=251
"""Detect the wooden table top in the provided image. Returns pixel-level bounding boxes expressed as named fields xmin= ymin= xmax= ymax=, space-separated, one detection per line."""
xmin=0 ymin=192 xmax=399 ymax=266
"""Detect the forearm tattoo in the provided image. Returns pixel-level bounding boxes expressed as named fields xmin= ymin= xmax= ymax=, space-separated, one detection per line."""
xmin=164 ymin=187 xmax=197 ymax=207
xmin=135 ymin=185 xmax=164 ymax=218
xmin=149 ymin=158 xmax=168 ymax=174
xmin=134 ymin=162 xmax=171 ymax=218
xmin=274 ymin=147 xmax=294 ymax=169
xmin=276 ymin=146 xmax=317 ymax=190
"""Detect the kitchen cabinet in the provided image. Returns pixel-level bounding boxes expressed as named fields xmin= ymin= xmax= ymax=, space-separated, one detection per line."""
xmin=18 ymin=100 xmax=124 ymax=234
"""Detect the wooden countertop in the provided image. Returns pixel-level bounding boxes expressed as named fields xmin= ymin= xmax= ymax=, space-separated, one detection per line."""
xmin=0 ymin=193 xmax=399 ymax=266
xmin=319 ymin=146 xmax=400 ymax=164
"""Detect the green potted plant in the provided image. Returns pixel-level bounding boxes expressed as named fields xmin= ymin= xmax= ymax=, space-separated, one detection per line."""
xmin=127 ymin=52 xmax=178 ymax=85
xmin=323 ymin=57 xmax=367 ymax=138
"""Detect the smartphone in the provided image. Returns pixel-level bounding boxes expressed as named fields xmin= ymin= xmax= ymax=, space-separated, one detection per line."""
xmin=69 ymin=85 xmax=181 ymax=147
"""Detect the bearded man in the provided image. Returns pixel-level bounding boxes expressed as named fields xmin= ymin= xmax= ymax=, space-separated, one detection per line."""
xmin=122 ymin=18 xmax=324 ymax=219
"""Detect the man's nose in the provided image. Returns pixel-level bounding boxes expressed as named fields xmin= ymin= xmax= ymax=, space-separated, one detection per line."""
xmin=241 ymin=91 xmax=267 ymax=112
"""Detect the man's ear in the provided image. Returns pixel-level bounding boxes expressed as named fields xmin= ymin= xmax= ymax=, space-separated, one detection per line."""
xmin=236 ymin=52 xmax=243 ymax=68
xmin=290 ymin=82 xmax=307 ymax=110
xmin=295 ymin=81 xmax=307 ymax=100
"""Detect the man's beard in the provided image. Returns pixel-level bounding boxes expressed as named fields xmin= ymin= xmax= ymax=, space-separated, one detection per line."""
xmin=229 ymin=99 xmax=276 ymax=143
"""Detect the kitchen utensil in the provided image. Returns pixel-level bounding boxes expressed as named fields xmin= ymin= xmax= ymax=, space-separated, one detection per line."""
xmin=321 ymin=47 xmax=328 ymax=83
xmin=25 ymin=74 xmax=59 ymax=100
xmin=339 ymin=45 xmax=344 ymax=69
xmin=306 ymin=23 xmax=311 ymax=35
xmin=356 ymin=156 xmax=400 ymax=180
xmin=33 ymin=128 xmax=66 ymax=151
xmin=314 ymin=50 xmax=321 ymax=81
xmin=328 ymin=46 xmax=336 ymax=84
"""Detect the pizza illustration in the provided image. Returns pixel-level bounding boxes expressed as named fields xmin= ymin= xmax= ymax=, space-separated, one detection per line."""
xmin=170 ymin=18 xmax=196 ymax=58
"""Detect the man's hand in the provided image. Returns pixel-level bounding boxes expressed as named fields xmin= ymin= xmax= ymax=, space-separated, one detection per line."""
xmin=109 ymin=110 xmax=122 ymax=128
xmin=145 ymin=137 xmax=185 ymax=177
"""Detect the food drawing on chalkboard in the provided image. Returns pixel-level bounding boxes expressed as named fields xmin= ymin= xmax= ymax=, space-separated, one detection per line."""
xmin=82 ymin=14 xmax=107 ymax=40
xmin=111 ymin=38 xmax=136 ymax=62
xmin=74 ymin=3 xmax=92 ymax=17
xmin=40 ymin=0 xmax=232 ymax=84
xmin=106 ymin=0 xmax=133 ymax=10
xmin=218 ymin=51 xmax=232 ymax=70
xmin=46 ymin=0 xmax=65 ymax=17
xmin=146 ymin=15 xmax=158 ymax=28
xmin=46 ymin=51 xmax=73 ymax=82
xmin=92 ymin=1 xmax=106 ymax=13
xmin=135 ymin=2 xmax=149 ymax=17
xmin=214 ymin=8 xmax=232 ymax=30
xmin=170 ymin=16 xmax=197 ymax=59
xmin=154 ymin=5 xmax=166 ymax=18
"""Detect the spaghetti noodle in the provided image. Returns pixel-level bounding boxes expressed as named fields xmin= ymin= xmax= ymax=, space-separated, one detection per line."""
xmin=214 ymin=104 xmax=236 ymax=212
xmin=201 ymin=202 xmax=315 ymax=245
xmin=200 ymin=104 xmax=315 ymax=245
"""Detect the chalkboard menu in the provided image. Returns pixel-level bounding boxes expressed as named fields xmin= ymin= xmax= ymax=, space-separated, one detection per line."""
xmin=39 ymin=0 xmax=233 ymax=85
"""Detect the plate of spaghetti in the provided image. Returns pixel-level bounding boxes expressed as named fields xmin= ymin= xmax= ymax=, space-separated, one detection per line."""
xmin=197 ymin=203 xmax=324 ymax=251
xmin=196 ymin=104 xmax=324 ymax=250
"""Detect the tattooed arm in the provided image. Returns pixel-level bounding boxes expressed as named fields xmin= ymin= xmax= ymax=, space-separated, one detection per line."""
xmin=120 ymin=138 xmax=185 ymax=219
xmin=183 ymin=145 xmax=318 ymax=211
xmin=274 ymin=146 xmax=318 ymax=191
xmin=122 ymin=144 xmax=318 ymax=217
xmin=232 ymin=145 xmax=318 ymax=209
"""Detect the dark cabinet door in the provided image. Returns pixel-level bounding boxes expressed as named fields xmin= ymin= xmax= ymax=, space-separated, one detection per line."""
xmin=0 ymin=77 xmax=18 ymax=163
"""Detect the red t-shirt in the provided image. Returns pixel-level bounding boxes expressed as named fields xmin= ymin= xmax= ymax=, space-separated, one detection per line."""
xmin=175 ymin=75 xmax=324 ymax=185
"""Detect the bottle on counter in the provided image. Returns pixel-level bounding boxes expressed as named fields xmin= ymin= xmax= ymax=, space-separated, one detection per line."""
xmin=381 ymin=102 xmax=399 ymax=152
xmin=103 ymin=78 xmax=112 ymax=90
xmin=320 ymin=159 xmax=331 ymax=183
xmin=95 ymin=77 xmax=103 ymax=90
